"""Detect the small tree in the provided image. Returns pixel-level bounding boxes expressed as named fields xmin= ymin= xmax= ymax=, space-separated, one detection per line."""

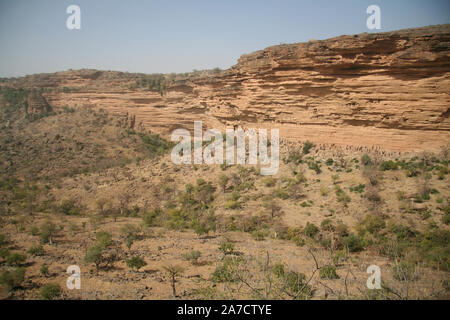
xmin=40 ymin=221 xmax=56 ymax=244
xmin=120 ymin=224 xmax=141 ymax=249
xmin=96 ymin=231 xmax=113 ymax=249
xmin=191 ymin=212 xmax=216 ymax=237
xmin=162 ymin=264 xmax=184 ymax=297
xmin=6 ymin=253 xmax=26 ymax=266
xmin=126 ymin=256 xmax=147 ymax=272
xmin=263 ymin=196 xmax=282 ymax=220
xmin=0 ymin=267 xmax=25 ymax=290
xmin=84 ymin=245 xmax=103 ymax=270
xmin=117 ymin=191 xmax=131 ymax=221
xmin=96 ymin=198 xmax=112 ymax=217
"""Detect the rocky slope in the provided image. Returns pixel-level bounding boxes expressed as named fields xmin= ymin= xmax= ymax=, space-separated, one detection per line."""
xmin=3 ymin=24 xmax=450 ymax=153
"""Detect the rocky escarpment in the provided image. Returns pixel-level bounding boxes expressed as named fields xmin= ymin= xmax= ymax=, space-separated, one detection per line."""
xmin=2 ymin=24 xmax=450 ymax=152
xmin=26 ymin=90 xmax=53 ymax=118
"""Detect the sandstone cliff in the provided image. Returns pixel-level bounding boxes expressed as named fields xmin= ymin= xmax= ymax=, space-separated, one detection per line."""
xmin=2 ymin=24 xmax=449 ymax=152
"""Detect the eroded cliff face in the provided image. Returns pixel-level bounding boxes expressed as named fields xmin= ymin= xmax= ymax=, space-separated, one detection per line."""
xmin=4 ymin=24 xmax=450 ymax=152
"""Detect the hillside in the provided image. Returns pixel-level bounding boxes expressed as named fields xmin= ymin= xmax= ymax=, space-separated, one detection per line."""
xmin=0 ymin=25 xmax=449 ymax=300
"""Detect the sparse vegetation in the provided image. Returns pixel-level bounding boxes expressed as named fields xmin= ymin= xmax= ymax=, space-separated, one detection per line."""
xmin=0 ymin=84 xmax=448 ymax=300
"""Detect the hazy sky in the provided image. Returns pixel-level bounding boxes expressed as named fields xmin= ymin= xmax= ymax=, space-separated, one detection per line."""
xmin=0 ymin=0 xmax=449 ymax=77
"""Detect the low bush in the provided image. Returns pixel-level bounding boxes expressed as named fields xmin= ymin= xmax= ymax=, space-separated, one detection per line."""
xmin=40 ymin=283 xmax=61 ymax=300
xmin=6 ymin=253 xmax=26 ymax=266
xmin=218 ymin=240 xmax=235 ymax=255
xmin=0 ymin=267 xmax=25 ymax=290
xmin=27 ymin=245 xmax=45 ymax=256
xmin=380 ymin=160 xmax=398 ymax=171
xmin=320 ymin=265 xmax=339 ymax=279
xmin=304 ymin=222 xmax=319 ymax=238
xmin=342 ymin=233 xmax=365 ymax=252
xmin=361 ymin=154 xmax=372 ymax=166
xmin=303 ymin=141 xmax=314 ymax=155
xmin=182 ymin=250 xmax=201 ymax=264
xmin=142 ymin=207 xmax=164 ymax=227
xmin=126 ymin=256 xmax=147 ymax=271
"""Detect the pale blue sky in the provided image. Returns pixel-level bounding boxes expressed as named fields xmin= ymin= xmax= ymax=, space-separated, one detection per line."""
xmin=0 ymin=0 xmax=449 ymax=77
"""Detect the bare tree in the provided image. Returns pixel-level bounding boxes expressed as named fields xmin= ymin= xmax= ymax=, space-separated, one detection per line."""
xmin=162 ymin=264 xmax=185 ymax=297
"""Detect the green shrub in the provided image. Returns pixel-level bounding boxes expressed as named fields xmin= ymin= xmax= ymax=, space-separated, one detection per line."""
xmin=291 ymin=235 xmax=305 ymax=247
xmin=272 ymin=263 xmax=286 ymax=278
xmin=350 ymin=184 xmax=365 ymax=193
xmin=380 ymin=160 xmax=398 ymax=171
xmin=356 ymin=215 xmax=386 ymax=236
xmin=0 ymin=234 xmax=9 ymax=247
xmin=437 ymin=167 xmax=448 ymax=180
xmin=166 ymin=209 xmax=188 ymax=230
xmin=218 ymin=174 xmax=229 ymax=192
xmin=333 ymin=250 xmax=348 ymax=265
xmin=142 ymin=207 xmax=164 ymax=227
xmin=263 ymin=177 xmax=276 ymax=187
xmin=308 ymin=161 xmax=321 ymax=174
xmin=211 ymin=256 xmax=242 ymax=283
xmin=419 ymin=229 xmax=450 ymax=271
xmin=40 ymin=283 xmax=61 ymax=300
xmin=59 ymin=199 xmax=81 ymax=215
xmin=321 ymin=219 xmax=335 ymax=232
xmin=320 ymin=265 xmax=339 ymax=279
xmin=6 ymin=253 xmax=26 ymax=266
xmin=361 ymin=154 xmax=372 ymax=166
xmin=0 ymin=248 xmax=10 ymax=259
xmin=224 ymin=199 xmax=241 ymax=210
xmin=304 ymin=222 xmax=319 ymax=238
xmin=285 ymin=149 xmax=303 ymax=164
xmin=251 ymin=230 xmax=267 ymax=241
xmin=40 ymin=264 xmax=49 ymax=276
xmin=126 ymin=256 xmax=147 ymax=271
xmin=280 ymin=271 xmax=313 ymax=299
xmin=182 ymin=250 xmax=201 ymax=264
xmin=27 ymin=245 xmax=45 ymax=256
xmin=30 ymin=226 xmax=39 ymax=236
xmin=335 ymin=186 xmax=351 ymax=206
xmin=218 ymin=240 xmax=235 ymax=255
xmin=342 ymin=233 xmax=364 ymax=252
xmin=443 ymin=212 xmax=450 ymax=225
xmin=303 ymin=141 xmax=314 ymax=154
xmin=96 ymin=231 xmax=113 ymax=249
xmin=137 ymin=132 xmax=172 ymax=156
xmin=84 ymin=245 xmax=103 ymax=270
xmin=0 ymin=267 xmax=25 ymax=290
xmin=40 ymin=221 xmax=56 ymax=244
